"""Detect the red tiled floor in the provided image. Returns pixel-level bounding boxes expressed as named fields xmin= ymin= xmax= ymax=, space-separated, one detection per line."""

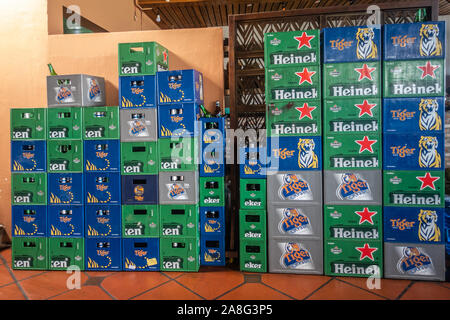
xmin=0 ymin=283 xmax=26 ymax=300
xmin=176 ymin=269 xmax=244 ymax=299
xmin=306 ymin=279 xmax=386 ymax=300
xmin=132 ymin=280 xmax=203 ymax=300
xmin=400 ymin=282 xmax=450 ymax=300
xmin=101 ymin=272 xmax=171 ymax=299
xmin=338 ymin=277 xmax=413 ymax=300
xmin=261 ymin=274 xmax=331 ymax=300
xmin=50 ymin=285 xmax=113 ymax=300
xmin=19 ymin=271 xmax=88 ymax=300
xmin=161 ymin=271 xmax=186 ymax=279
xmin=0 ymin=264 xmax=15 ymax=287
xmin=218 ymin=283 xmax=293 ymax=300
xmin=0 ymin=248 xmax=11 ymax=265
xmin=84 ymin=271 xmax=118 ymax=278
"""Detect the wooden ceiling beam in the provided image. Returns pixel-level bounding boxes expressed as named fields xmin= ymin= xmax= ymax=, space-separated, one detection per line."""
xmin=192 ymin=4 xmax=207 ymax=27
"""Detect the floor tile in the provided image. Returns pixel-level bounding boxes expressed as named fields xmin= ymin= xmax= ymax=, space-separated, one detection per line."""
xmin=338 ymin=277 xmax=412 ymax=300
xmin=0 ymin=248 xmax=12 ymax=265
xmin=306 ymin=279 xmax=385 ymax=300
xmin=19 ymin=271 xmax=88 ymax=300
xmin=10 ymin=269 xmax=46 ymax=282
xmin=176 ymin=269 xmax=244 ymax=299
xmin=400 ymin=282 xmax=450 ymax=300
xmin=0 ymin=264 xmax=15 ymax=287
xmin=0 ymin=283 xmax=26 ymax=300
xmin=218 ymin=283 xmax=293 ymax=300
xmin=261 ymin=274 xmax=331 ymax=300
xmin=132 ymin=280 xmax=203 ymax=300
xmin=101 ymin=272 xmax=170 ymax=300
xmin=50 ymin=285 xmax=113 ymax=300
xmin=161 ymin=271 xmax=185 ymax=279
xmin=84 ymin=271 xmax=118 ymax=278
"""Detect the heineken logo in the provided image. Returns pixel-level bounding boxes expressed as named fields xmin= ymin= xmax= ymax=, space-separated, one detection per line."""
xmin=271 ymin=73 xmax=282 ymax=81
xmin=121 ymin=62 xmax=141 ymax=74
xmin=272 ymin=123 xmax=318 ymax=135
xmin=355 ymin=207 xmax=377 ymax=225
xmin=163 ymin=258 xmax=182 ymax=269
xmin=14 ymin=194 xmax=31 ymax=204
xmin=272 ymin=88 xmax=319 ymax=100
xmin=330 ymin=246 xmax=342 ymax=254
xmin=397 ymin=247 xmax=433 ymax=275
xmin=417 ymin=172 xmax=440 ymax=190
xmin=330 ymin=140 xmax=342 ymax=148
xmin=123 ymin=162 xmax=143 ymax=173
xmin=389 ymin=176 xmax=402 ymax=184
xmin=245 ymin=262 xmax=262 ymax=269
xmin=333 ymin=263 xmax=379 ymax=275
xmin=85 ymin=127 xmax=104 ymax=138
xmin=391 ymin=193 xmax=441 ymax=205
xmin=355 ymin=136 xmax=377 ymax=153
xmin=271 ymin=52 xmax=317 ymax=65
xmin=392 ymin=83 xmax=441 ymax=95
xmin=295 ymin=68 xmax=316 ymax=85
xmin=355 ymin=100 xmax=377 ymax=117
xmin=331 ymin=85 xmax=378 ymax=97
xmin=329 ymin=69 xmax=340 ymax=77
xmin=124 ymin=224 xmax=144 ymax=236
xmin=245 ymin=231 xmax=262 ymax=238
xmin=270 ymin=106 xmax=282 ymax=116
xmin=49 ymin=128 xmax=67 ymax=139
xmin=417 ymin=61 xmax=439 ymax=79
xmin=51 ymin=257 xmax=70 ymax=269
xmin=294 ymin=32 xmax=315 ymax=49
xmin=204 ymin=197 xmax=220 ymax=204
xmin=330 ymin=210 xmax=342 ymax=219
xmin=244 ymin=200 xmax=261 ymax=207
xmin=356 ymin=243 xmax=378 ymax=261
xmin=13 ymin=129 xmax=31 ymax=139
xmin=331 ymin=156 xmax=379 ymax=168
xmin=14 ymin=256 xmax=33 ymax=268
xmin=270 ymin=37 xmax=281 ymax=46
xmin=332 ymin=227 xmax=379 ymax=240
xmin=295 ymin=102 xmax=316 ymax=120
xmin=330 ymin=120 xmax=378 ymax=132
xmin=354 ymin=64 xmax=376 ymax=81
xmin=330 ymin=104 xmax=341 ymax=112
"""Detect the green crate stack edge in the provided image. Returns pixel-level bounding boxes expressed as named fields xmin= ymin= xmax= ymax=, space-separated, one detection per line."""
xmin=382 ymin=21 xmax=447 ymax=281
xmin=264 ymin=29 xmax=323 ymax=274
xmin=321 ymin=25 xmax=384 ymax=278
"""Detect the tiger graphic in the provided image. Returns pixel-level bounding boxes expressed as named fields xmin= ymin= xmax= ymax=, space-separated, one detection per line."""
xmin=419 ymin=24 xmax=442 ymax=57
xmin=418 ymin=136 xmax=441 ymax=168
xmin=419 ymin=98 xmax=441 ymax=131
xmin=297 ymin=138 xmax=318 ymax=169
xmin=418 ymin=209 xmax=441 ymax=242
xmin=356 ymin=27 xmax=378 ymax=60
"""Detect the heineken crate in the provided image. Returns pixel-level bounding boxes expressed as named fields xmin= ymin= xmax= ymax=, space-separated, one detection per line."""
xmin=82 ymin=106 xmax=119 ymax=140
xmin=383 ymin=21 xmax=446 ymax=61
xmin=264 ymin=29 xmax=320 ymax=69
xmin=120 ymin=141 xmax=158 ymax=175
xmin=239 ymin=209 xmax=267 ymax=241
xmin=383 ymin=133 xmax=444 ymax=170
xmin=12 ymin=205 xmax=47 ymax=237
xmin=10 ymin=108 xmax=46 ymax=140
xmin=383 ymin=170 xmax=445 ymax=207
xmin=84 ymin=172 xmax=121 ymax=205
xmin=239 ymin=178 xmax=266 ymax=210
xmin=383 ymin=59 xmax=445 ymax=98
xmin=266 ymin=100 xmax=322 ymax=137
xmin=157 ymin=69 xmax=204 ymax=105
xmin=267 ymin=136 xmax=322 ymax=171
xmin=267 ymin=205 xmax=322 ymax=240
xmin=383 ymin=206 xmax=445 ymax=244
xmin=159 ymin=204 xmax=199 ymax=238
xmin=47 ymin=74 xmax=105 ymax=108
xmin=383 ymin=97 xmax=445 ymax=133
xmin=48 ymin=173 xmax=83 ymax=205
xmin=47 ymin=205 xmax=84 ymax=237
xmin=11 ymin=172 xmax=47 ymax=205
xmin=266 ymin=171 xmax=322 ymax=206
xmin=11 ymin=140 xmax=46 ymax=172
xmin=48 ymin=237 xmax=84 ymax=270
xmin=118 ymin=41 xmax=169 ymax=76
xmin=160 ymin=237 xmax=200 ymax=272
xmin=323 ymin=25 xmax=381 ymax=63
xmin=159 ymin=171 xmax=199 ymax=205
xmin=200 ymin=234 xmax=226 ymax=266
xmin=324 ymin=205 xmax=382 ymax=241
xmin=47 ymin=107 xmax=82 ymax=140
xmin=47 ymin=139 xmax=83 ymax=173
xmin=85 ymin=205 xmax=121 ymax=238
xmin=84 ymin=140 xmax=120 ymax=172
xmin=121 ymin=175 xmax=158 ymax=205
xmin=240 ymin=239 xmax=267 ymax=273
xmin=200 ymin=149 xmax=225 ymax=177
xmin=119 ymin=75 xmax=157 ymax=109
xmin=122 ymin=238 xmax=160 ymax=271
xmin=158 ymin=137 xmax=199 ymax=172
xmin=12 ymin=237 xmax=47 ymax=270
xmin=85 ymin=237 xmax=122 ymax=271
xmin=323 ymin=98 xmax=381 ymax=135
xmin=384 ymin=243 xmax=445 ymax=281
xmin=200 ymin=117 xmax=226 ymax=146
xmin=199 ymin=177 xmax=225 ymax=207
xmin=200 ymin=206 xmax=225 ymax=236
xmin=158 ymin=103 xmax=201 ymax=138
xmin=324 ymin=239 xmax=383 ymax=278
xmin=122 ymin=205 xmax=159 ymax=238
xmin=265 ymin=65 xmax=321 ymax=103
xmin=324 ymin=170 xmax=382 ymax=205
xmin=323 ymin=62 xmax=381 ymax=99
xmin=324 ymin=133 xmax=381 ymax=170
xmin=120 ymin=108 xmax=158 ymax=142
xmin=268 ymin=238 xmax=323 ymax=274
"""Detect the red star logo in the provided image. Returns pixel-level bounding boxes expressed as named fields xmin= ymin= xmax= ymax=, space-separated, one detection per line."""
xmin=355 ymin=100 xmax=376 ymax=117
xmin=355 ymin=63 xmax=376 ymax=81
xmin=163 ymin=50 xmax=168 ymax=63
xmin=355 ymin=207 xmax=377 ymax=225
xmin=417 ymin=61 xmax=439 ymax=79
xmin=355 ymin=136 xmax=377 ymax=153
xmin=295 ymin=68 xmax=316 ymax=85
xmin=295 ymin=102 xmax=316 ymax=120
xmin=416 ymin=172 xmax=440 ymax=190
xmin=294 ymin=32 xmax=315 ymax=49
xmin=356 ymin=243 xmax=378 ymax=261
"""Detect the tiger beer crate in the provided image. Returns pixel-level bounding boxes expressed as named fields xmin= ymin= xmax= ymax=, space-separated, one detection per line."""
xmin=239 ymin=238 xmax=267 ymax=273
xmin=120 ymin=108 xmax=158 ymax=142
xmin=383 ymin=21 xmax=446 ymax=61
xmin=11 ymin=108 xmax=46 ymax=141
xmin=85 ymin=204 xmax=122 ymax=238
xmin=47 ymin=74 xmax=105 ymax=108
xmin=84 ymin=140 xmax=121 ymax=173
xmin=157 ymin=69 xmax=204 ymax=105
xmin=239 ymin=209 xmax=267 ymax=242
xmin=85 ymin=172 xmax=122 ymax=205
xmin=119 ymin=75 xmax=157 ymax=109
xmin=48 ymin=237 xmax=84 ymax=271
xmin=47 ymin=205 xmax=84 ymax=238
xmin=48 ymin=173 xmax=83 ymax=205
xmin=160 ymin=237 xmax=200 ymax=272
xmin=121 ymin=174 xmax=158 ymax=205
xmin=118 ymin=41 xmax=169 ymax=76
xmin=85 ymin=237 xmax=122 ymax=271
xmin=159 ymin=171 xmax=199 ymax=205
xmin=122 ymin=238 xmax=160 ymax=271
xmin=323 ymin=25 xmax=381 ymax=63
xmin=12 ymin=205 xmax=47 ymax=237
xmin=11 ymin=140 xmax=46 ymax=173
xmin=200 ymin=234 xmax=226 ymax=266
xmin=264 ymin=29 xmax=320 ymax=69
xmin=12 ymin=237 xmax=48 ymax=270
xmin=122 ymin=205 xmax=159 ymax=238
xmin=200 ymin=206 xmax=225 ymax=236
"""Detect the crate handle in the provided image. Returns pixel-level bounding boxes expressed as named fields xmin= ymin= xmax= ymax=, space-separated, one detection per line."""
xmin=133 ymin=209 xmax=147 ymax=215
xmin=129 ymin=46 xmax=144 ymax=53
